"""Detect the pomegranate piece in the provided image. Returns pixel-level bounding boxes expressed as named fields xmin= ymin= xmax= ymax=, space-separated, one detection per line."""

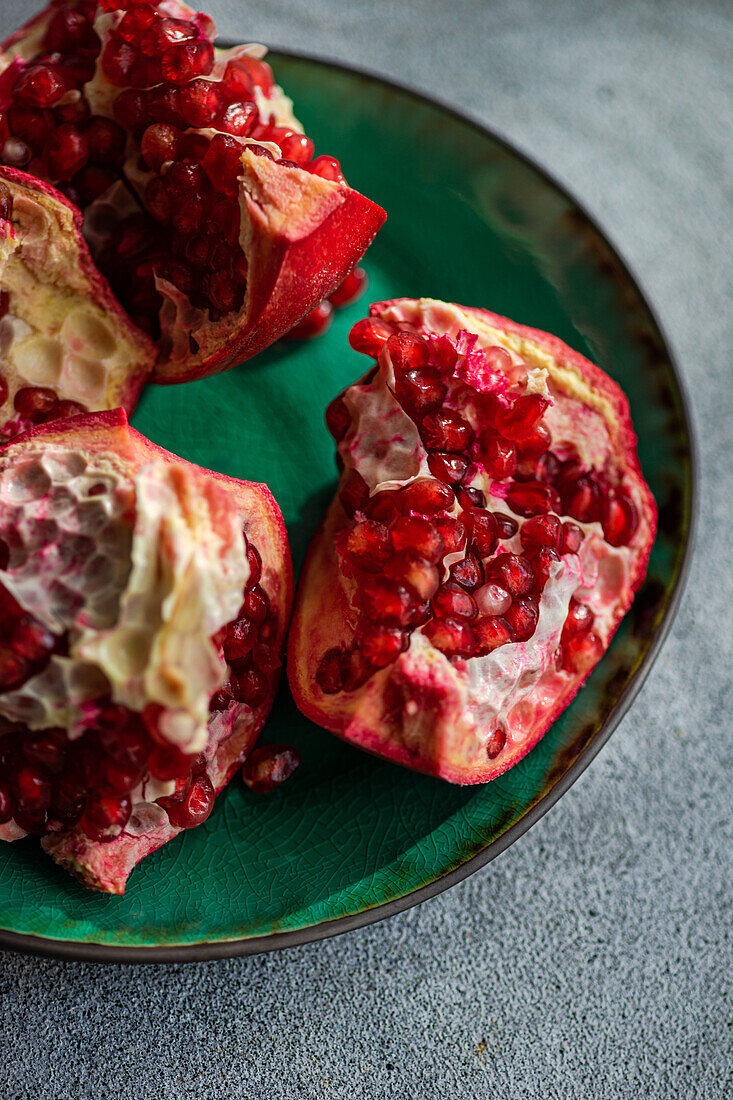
xmin=1 ymin=3 xmax=386 ymax=381
xmin=0 ymin=410 xmax=292 ymax=894
xmin=241 ymin=744 xmax=300 ymax=793
xmin=0 ymin=168 xmax=154 ymax=443
xmin=289 ymin=298 xmax=656 ymax=784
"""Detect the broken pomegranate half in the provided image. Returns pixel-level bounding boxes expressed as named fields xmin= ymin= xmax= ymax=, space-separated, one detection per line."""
xmin=0 ymin=408 xmax=292 ymax=893
xmin=288 ymin=298 xmax=656 ymax=784
xmin=0 ymin=165 xmax=154 ymax=443
xmin=1 ymin=1 xmax=386 ymax=381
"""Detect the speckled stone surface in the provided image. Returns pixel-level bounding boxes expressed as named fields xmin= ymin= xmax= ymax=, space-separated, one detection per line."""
xmin=0 ymin=1 xmax=730 ymax=1097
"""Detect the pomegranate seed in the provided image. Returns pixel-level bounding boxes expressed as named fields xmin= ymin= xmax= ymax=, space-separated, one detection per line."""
xmin=384 ymin=553 xmax=440 ymax=601
xmin=395 ymin=366 xmax=446 ymax=418
xmin=505 ymin=596 xmax=539 ymax=642
xmin=13 ymin=765 xmax=51 ymax=812
xmin=148 ymin=744 xmax=195 ymax=782
xmin=8 ymin=106 xmax=52 ymax=147
xmin=493 ymin=393 xmax=549 ymax=441
xmin=98 ymin=757 xmax=144 ymax=796
xmin=345 ymin=520 xmax=391 ymax=572
xmin=45 ymin=7 xmax=99 ymax=52
xmin=562 ymin=630 xmax=604 ymax=674
xmin=432 ymin=583 xmax=477 ymax=620
xmin=328 ymin=266 xmax=367 ymax=308
xmin=401 ymin=477 xmax=454 ymax=515
xmin=367 ymin=490 xmax=403 ymax=523
xmin=449 ymin=553 xmax=484 ymax=590
xmin=253 ymin=641 xmax=278 ymax=673
xmin=434 ymin=516 xmax=467 ymax=554
xmin=236 ymin=668 xmax=269 ymax=707
xmin=316 ymin=647 xmax=348 ymax=694
xmin=486 ymin=728 xmax=507 ymax=759
xmin=360 ymin=576 xmax=414 ymax=626
xmin=339 ymin=469 xmax=369 ymax=516
xmin=247 ymin=544 xmax=262 ymax=584
xmin=176 ymin=77 xmax=222 ymax=127
xmin=487 ymin=553 xmax=534 ymax=596
xmin=420 ymin=409 xmax=474 ymax=452
xmin=348 ymin=317 xmax=393 ymax=357
xmin=140 ymin=17 xmax=196 ymax=57
xmin=0 ymin=645 xmax=29 ymax=689
xmin=277 ymin=131 xmax=315 ymax=165
xmin=494 ymin=512 xmax=519 ymax=539
xmin=14 ymin=63 xmax=68 ymax=108
xmin=117 ymin=6 xmax=157 ymax=43
xmin=563 ymin=598 xmax=595 ymax=637
xmin=285 ymin=301 xmax=333 ymax=340
xmin=161 ymin=40 xmax=214 ymax=83
xmin=506 ymin=481 xmax=562 ymax=517
xmin=516 ymin=423 xmax=552 ymax=458
xmin=164 ymin=773 xmax=215 ymax=828
xmin=194 ymin=12 xmax=218 ymax=38
xmin=325 ymin=394 xmax=351 ymax=442
xmin=309 ymin=154 xmax=344 ymax=182
xmin=141 ymin=122 xmax=180 ymax=169
xmin=463 ymin=509 xmax=498 ymax=557
xmin=241 ymin=584 xmax=268 ymax=624
xmin=242 ymin=745 xmax=300 ymax=793
xmin=520 ymin=514 xmax=562 ymax=551
xmin=359 ymin=623 xmax=407 ymax=668
xmin=427 ymin=452 xmax=469 ymax=486
xmin=474 ymin=583 xmax=512 ymax=617
xmin=14 ymin=385 xmax=57 ymax=422
xmin=457 ymin=486 xmax=486 ymax=510
xmin=560 ymin=522 xmax=584 ymax=554
xmin=54 ymin=96 xmax=92 ymax=128
xmin=22 ymin=730 xmax=65 ymax=774
xmin=482 ymin=434 xmax=517 ymax=479
xmin=390 ymin=515 xmax=445 ymax=562
xmin=221 ymin=58 xmax=255 ymax=99
xmin=101 ymin=37 xmax=137 ymax=85
xmin=386 ymin=331 xmax=430 ymax=373
xmin=602 ymin=491 xmax=639 ymax=547
xmin=11 ymin=617 xmax=55 ymax=662
xmin=84 ymin=117 xmax=125 ymax=165
xmin=73 ymin=164 xmax=117 ymax=203
xmin=423 ymin=616 xmax=475 ymax=658
xmin=530 ymin=546 xmax=561 ymax=593
xmin=216 ymin=100 xmax=257 ymax=136
xmin=559 ymin=474 xmax=602 ymax=523
xmin=223 ymin=617 xmax=257 ymax=661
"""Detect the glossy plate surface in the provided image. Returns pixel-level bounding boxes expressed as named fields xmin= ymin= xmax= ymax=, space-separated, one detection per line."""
xmin=0 ymin=52 xmax=694 ymax=961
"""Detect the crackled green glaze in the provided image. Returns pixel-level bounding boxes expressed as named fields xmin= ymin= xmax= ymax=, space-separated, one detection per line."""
xmin=0 ymin=54 xmax=692 ymax=953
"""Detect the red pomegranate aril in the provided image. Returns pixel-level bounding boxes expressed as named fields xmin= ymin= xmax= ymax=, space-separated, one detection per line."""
xmin=81 ymin=794 xmax=132 ymax=842
xmin=427 ymin=452 xmax=469 ymax=486
xmin=85 ymin=117 xmax=126 ymax=164
xmin=309 ymin=154 xmax=344 ymax=182
xmin=178 ymin=77 xmax=223 ymax=126
xmin=241 ymin=584 xmax=268 ymax=625
xmin=420 ymin=409 xmax=474 ymax=453
xmin=359 ymin=622 xmax=407 ymax=668
xmin=423 ymin=616 xmax=475 ymax=658
xmin=463 ymin=508 xmax=498 ymax=556
xmin=506 ymin=480 xmax=562 ymax=517
xmin=434 ymin=515 xmax=466 ymax=554
xmin=21 ymin=731 xmax=65 ymax=775
xmin=44 ymin=122 xmax=88 ymax=180
xmin=520 ymin=514 xmax=562 ymax=551
xmin=316 ymin=647 xmax=348 ymax=694
xmin=348 ymin=317 xmax=393 ymax=357
xmin=8 ymin=106 xmax=52 ymax=147
xmin=486 ymin=727 xmax=507 ymax=759
xmin=285 ymin=301 xmax=333 ymax=340
xmin=236 ymin=668 xmax=269 ymax=708
xmin=247 ymin=544 xmax=262 ymax=585
xmin=221 ymin=57 xmax=254 ymax=99
xmin=14 ymin=385 xmax=57 ymax=422
xmin=13 ymin=765 xmax=51 ymax=811
xmin=252 ymin=641 xmax=278 ymax=674
xmin=161 ymin=40 xmax=214 ymax=84
xmin=328 ymin=266 xmax=367 ymax=308
xmin=325 ymin=395 xmax=351 ymax=442
xmin=474 ymin=583 xmax=512 ymax=617
xmin=367 ymin=490 xmax=403 ymax=523
xmin=216 ymin=100 xmax=257 ymax=136
xmin=493 ymin=512 xmax=518 ymax=539
xmin=140 ymin=17 xmax=197 ymax=57
xmin=141 ymin=122 xmax=180 ymax=169
xmin=560 ymin=474 xmax=602 ymax=523
xmin=277 ymin=131 xmax=314 ymax=165
xmin=516 ymin=423 xmax=552 ymax=458
xmin=386 ymin=331 xmax=430 ymax=373
xmin=223 ymin=617 xmax=256 ymax=661
xmin=400 ymin=477 xmax=454 ymax=515
xmin=242 ymin=745 xmax=300 ymax=793
xmin=117 ymin=5 xmax=157 ymax=44
xmin=384 ymin=553 xmax=440 ymax=601
xmin=394 ymin=366 xmax=446 ymax=418
xmin=45 ymin=7 xmax=99 ymax=53
xmin=390 ymin=515 xmax=445 ymax=562
xmin=345 ymin=520 xmax=391 ymax=572
xmin=449 ymin=553 xmax=484 ymax=591
xmin=603 ymin=491 xmax=639 ymax=547
xmin=487 ymin=553 xmax=534 ymax=596
xmin=73 ymin=164 xmax=117 ymax=203
xmin=11 ymin=617 xmax=55 ymax=662
xmin=505 ymin=596 xmax=539 ymax=642
xmin=493 ymin=393 xmax=549 ymax=441
xmin=482 ymin=434 xmax=517 ymax=479
xmin=360 ymin=575 xmax=414 ymax=626
xmin=101 ymin=37 xmax=136 ymax=85
xmin=0 ymin=645 xmax=29 ymax=689
xmin=339 ymin=469 xmax=369 ymax=516
xmin=562 ymin=630 xmax=604 ymax=673
xmin=98 ymin=757 xmax=144 ymax=796
xmin=457 ymin=486 xmax=486 ymax=509
xmin=563 ymin=598 xmax=595 ymax=637
xmin=530 ymin=546 xmax=561 ymax=593
xmin=14 ymin=63 xmax=68 ymax=108
xmin=148 ymin=744 xmax=195 ymax=782
xmin=560 ymin=522 xmax=584 ymax=554
xmin=432 ymin=583 xmax=477 ymax=620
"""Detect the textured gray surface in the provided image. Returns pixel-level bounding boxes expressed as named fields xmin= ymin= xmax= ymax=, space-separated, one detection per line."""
xmin=0 ymin=1 xmax=731 ymax=1097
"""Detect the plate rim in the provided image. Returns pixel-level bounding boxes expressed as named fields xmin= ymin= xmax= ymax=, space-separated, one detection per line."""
xmin=0 ymin=48 xmax=697 ymax=964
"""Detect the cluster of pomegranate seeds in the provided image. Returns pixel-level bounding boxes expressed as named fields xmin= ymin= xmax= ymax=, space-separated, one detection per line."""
xmin=0 ymin=525 xmax=273 ymax=840
xmin=316 ymin=321 xmax=641 ymax=694
xmin=0 ymin=2 xmax=348 ymax=338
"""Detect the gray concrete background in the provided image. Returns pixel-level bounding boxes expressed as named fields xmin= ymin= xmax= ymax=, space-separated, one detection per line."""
xmin=0 ymin=1 xmax=731 ymax=1097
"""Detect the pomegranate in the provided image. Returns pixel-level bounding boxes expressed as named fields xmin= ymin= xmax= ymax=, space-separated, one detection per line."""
xmin=0 ymin=166 xmax=154 ymax=443
xmin=0 ymin=1 xmax=386 ymax=381
xmin=288 ymin=298 xmax=656 ymax=784
xmin=0 ymin=408 xmax=292 ymax=892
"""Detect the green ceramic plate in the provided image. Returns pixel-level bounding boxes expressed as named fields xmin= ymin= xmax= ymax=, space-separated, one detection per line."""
xmin=0 ymin=52 xmax=694 ymax=961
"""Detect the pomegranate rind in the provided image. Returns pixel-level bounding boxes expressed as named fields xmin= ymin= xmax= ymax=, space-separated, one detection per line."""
xmin=0 ymin=409 xmax=292 ymax=892
xmin=0 ymin=167 xmax=155 ymax=436
xmin=288 ymin=298 xmax=657 ymax=785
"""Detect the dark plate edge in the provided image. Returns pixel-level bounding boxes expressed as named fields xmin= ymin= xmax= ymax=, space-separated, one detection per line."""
xmin=0 ymin=48 xmax=697 ymax=965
